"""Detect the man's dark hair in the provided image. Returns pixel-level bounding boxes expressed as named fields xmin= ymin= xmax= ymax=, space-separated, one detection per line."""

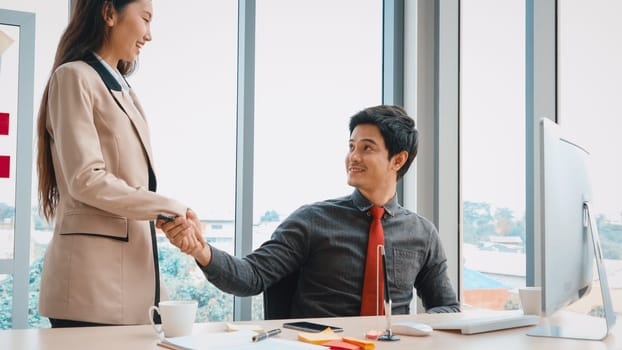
xmin=349 ymin=105 xmax=419 ymax=180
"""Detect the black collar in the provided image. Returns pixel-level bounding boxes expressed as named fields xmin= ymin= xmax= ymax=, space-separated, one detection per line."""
xmin=83 ymin=53 xmax=124 ymax=92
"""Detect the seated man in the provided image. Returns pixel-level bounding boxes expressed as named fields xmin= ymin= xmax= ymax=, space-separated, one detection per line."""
xmin=160 ymin=105 xmax=460 ymax=318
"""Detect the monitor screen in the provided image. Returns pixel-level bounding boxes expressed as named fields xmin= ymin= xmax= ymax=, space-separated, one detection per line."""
xmin=538 ymin=117 xmax=593 ymax=316
xmin=530 ymin=118 xmax=615 ymax=340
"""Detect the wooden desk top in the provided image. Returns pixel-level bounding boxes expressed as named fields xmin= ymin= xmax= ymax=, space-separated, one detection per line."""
xmin=0 ymin=311 xmax=619 ymax=349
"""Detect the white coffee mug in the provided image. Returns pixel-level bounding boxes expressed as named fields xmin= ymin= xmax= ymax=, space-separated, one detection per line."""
xmin=518 ymin=286 xmax=541 ymax=315
xmin=148 ymin=300 xmax=198 ymax=338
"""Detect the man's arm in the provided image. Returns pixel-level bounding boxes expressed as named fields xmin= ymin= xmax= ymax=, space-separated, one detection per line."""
xmin=415 ymin=227 xmax=461 ymax=313
xmin=160 ymin=208 xmax=309 ymax=297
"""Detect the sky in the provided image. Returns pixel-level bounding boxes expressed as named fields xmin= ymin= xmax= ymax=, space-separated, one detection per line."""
xmin=0 ymin=0 xmax=620 ymax=223
xmin=461 ymin=0 xmax=622 ymax=219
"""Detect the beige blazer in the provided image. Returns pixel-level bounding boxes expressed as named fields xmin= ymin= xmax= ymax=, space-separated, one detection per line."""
xmin=39 ymin=56 xmax=187 ymax=325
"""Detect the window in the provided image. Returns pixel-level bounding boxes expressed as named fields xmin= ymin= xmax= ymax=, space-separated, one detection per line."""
xmin=253 ymin=0 xmax=382 ymax=319
xmin=0 ymin=23 xmax=19 ymax=261
xmin=2 ymin=1 xmax=389 ymax=327
xmin=460 ymin=0 xmax=526 ymax=310
xmin=0 ymin=0 xmax=68 ymax=329
xmin=130 ymin=1 xmax=238 ymax=322
xmin=558 ymin=0 xmax=622 ymax=314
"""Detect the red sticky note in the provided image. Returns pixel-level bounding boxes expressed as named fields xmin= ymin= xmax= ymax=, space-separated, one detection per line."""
xmin=322 ymin=340 xmax=362 ymax=350
xmin=0 ymin=156 xmax=9 ymax=178
xmin=0 ymin=113 xmax=8 ymax=135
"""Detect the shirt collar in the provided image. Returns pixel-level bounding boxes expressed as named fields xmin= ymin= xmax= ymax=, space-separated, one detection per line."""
xmin=351 ymin=188 xmax=399 ymax=217
xmin=91 ymin=52 xmax=130 ymax=92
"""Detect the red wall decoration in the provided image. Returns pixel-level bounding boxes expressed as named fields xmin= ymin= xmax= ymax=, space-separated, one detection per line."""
xmin=0 ymin=112 xmax=10 ymax=178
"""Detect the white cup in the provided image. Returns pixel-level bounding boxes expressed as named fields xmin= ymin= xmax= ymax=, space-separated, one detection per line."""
xmin=148 ymin=300 xmax=198 ymax=338
xmin=518 ymin=287 xmax=541 ymax=315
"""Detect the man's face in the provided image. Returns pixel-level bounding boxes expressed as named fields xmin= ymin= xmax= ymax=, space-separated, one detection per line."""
xmin=345 ymin=124 xmax=398 ymax=192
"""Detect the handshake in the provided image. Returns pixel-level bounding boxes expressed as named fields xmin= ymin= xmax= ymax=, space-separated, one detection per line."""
xmin=156 ymin=209 xmax=212 ymax=266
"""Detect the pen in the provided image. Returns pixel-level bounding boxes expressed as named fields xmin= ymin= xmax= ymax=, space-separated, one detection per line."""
xmin=157 ymin=214 xmax=176 ymax=223
xmin=252 ymin=328 xmax=281 ymax=342
xmin=381 ymin=246 xmax=392 ymax=329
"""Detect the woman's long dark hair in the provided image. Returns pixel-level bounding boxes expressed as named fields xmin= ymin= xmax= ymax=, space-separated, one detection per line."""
xmin=37 ymin=0 xmax=137 ymax=221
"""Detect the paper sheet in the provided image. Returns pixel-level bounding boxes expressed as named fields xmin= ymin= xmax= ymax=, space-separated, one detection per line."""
xmin=225 ymin=323 xmax=264 ymax=332
xmin=158 ymin=330 xmax=326 ymax=350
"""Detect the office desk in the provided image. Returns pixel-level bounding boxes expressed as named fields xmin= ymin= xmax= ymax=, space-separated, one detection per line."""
xmin=0 ymin=311 xmax=619 ymax=350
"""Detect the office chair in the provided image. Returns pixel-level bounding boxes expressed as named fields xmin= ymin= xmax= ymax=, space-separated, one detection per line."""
xmin=263 ymin=270 xmax=300 ymax=320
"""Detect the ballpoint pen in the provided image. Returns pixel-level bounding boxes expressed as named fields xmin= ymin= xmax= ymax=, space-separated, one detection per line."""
xmin=378 ymin=246 xmax=400 ymax=341
xmin=252 ymin=328 xmax=282 ymax=342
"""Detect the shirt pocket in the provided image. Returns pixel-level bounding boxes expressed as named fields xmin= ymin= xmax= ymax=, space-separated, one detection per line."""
xmin=392 ymin=248 xmax=424 ymax=289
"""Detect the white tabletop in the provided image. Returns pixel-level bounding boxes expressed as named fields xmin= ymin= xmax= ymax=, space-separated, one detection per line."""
xmin=0 ymin=311 xmax=619 ymax=350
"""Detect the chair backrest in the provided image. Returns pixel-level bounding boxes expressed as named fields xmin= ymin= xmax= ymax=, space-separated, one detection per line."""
xmin=263 ymin=271 xmax=300 ymax=320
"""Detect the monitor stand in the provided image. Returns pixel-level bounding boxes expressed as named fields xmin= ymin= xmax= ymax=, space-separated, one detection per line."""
xmin=527 ymin=202 xmax=617 ymax=340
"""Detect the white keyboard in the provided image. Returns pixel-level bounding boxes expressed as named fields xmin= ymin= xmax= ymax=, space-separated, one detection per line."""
xmin=431 ymin=313 xmax=540 ymax=334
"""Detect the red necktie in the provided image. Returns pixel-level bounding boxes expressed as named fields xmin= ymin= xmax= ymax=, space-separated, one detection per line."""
xmin=360 ymin=206 xmax=385 ymax=316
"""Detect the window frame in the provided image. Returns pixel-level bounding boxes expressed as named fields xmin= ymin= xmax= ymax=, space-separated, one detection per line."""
xmin=0 ymin=8 xmax=36 ymax=329
xmin=409 ymin=0 xmax=561 ymax=305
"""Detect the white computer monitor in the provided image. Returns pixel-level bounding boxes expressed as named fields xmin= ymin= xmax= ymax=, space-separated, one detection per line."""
xmin=528 ymin=118 xmax=616 ymax=340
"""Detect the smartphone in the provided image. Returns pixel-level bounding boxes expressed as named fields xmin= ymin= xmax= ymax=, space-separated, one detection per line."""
xmin=157 ymin=214 xmax=175 ymax=223
xmin=282 ymin=321 xmax=343 ymax=333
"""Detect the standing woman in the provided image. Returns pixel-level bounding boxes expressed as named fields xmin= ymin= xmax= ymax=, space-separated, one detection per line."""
xmin=36 ymin=0 xmax=196 ymax=327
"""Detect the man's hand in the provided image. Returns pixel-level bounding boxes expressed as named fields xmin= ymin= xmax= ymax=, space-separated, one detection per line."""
xmin=157 ymin=211 xmax=201 ymax=253
xmin=157 ymin=209 xmax=212 ymax=266
xmin=186 ymin=208 xmax=212 ymax=266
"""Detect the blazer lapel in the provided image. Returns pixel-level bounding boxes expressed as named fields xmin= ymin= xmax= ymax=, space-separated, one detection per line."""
xmin=111 ymin=90 xmax=154 ymax=164
xmin=83 ymin=54 xmax=156 ymax=173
